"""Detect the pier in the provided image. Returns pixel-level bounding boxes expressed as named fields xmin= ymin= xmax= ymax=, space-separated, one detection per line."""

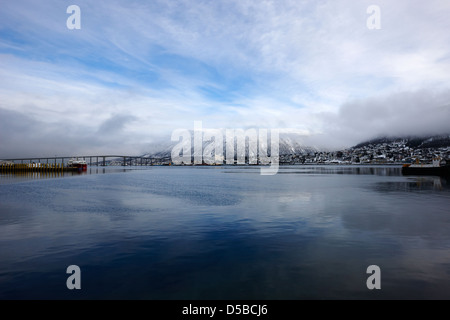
xmin=1 ymin=163 xmax=69 ymax=174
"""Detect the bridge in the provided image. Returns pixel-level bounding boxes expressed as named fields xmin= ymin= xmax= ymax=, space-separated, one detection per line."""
xmin=0 ymin=155 xmax=171 ymax=167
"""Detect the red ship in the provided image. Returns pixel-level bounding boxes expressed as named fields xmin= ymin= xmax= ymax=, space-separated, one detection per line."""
xmin=67 ymin=158 xmax=87 ymax=172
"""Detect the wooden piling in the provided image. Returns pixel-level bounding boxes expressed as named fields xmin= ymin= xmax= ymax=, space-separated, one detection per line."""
xmin=0 ymin=162 xmax=79 ymax=174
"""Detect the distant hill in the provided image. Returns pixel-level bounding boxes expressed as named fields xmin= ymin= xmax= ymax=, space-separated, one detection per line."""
xmin=353 ymin=134 xmax=450 ymax=149
xmin=142 ymin=131 xmax=318 ymax=158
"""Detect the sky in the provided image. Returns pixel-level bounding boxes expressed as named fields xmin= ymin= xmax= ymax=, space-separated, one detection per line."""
xmin=1 ymin=0 xmax=450 ymax=158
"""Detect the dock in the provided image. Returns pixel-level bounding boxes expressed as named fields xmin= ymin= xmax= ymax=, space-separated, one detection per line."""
xmin=0 ymin=163 xmax=70 ymax=173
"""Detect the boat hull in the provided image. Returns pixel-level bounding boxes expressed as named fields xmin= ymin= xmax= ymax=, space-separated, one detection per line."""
xmin=68 ymin=162 xmax=88 ymax=172
xmin=74 ymin=164 xmax=88 ymax=172
xmin=402 ymin=165 xmax=450 ymax=177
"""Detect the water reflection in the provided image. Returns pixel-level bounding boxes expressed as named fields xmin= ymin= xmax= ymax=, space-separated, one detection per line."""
xmin=276 ymin=165 xmax=403 ymax=176
xmin=0 ymin=166 xmax=134 ymax=184
xmin=372 ymin=176 xmax=450 ymax=193
xmin=1 ymin=165 xmax=450 ymax=299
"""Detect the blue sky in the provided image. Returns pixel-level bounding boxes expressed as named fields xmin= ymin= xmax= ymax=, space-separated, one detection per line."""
xmin=1 ymin=0 xmax=450 ymax=157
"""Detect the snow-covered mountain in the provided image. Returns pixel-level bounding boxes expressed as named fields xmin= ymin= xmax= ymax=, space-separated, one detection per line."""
xmin=141 ymin=131 xmax=319 ymax=159
xmin=354 ymin=134 xmax=450 ymax=149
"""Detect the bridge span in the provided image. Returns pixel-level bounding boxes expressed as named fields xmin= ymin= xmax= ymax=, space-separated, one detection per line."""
xmin=0 ymin=155 xmax=170 ymax=167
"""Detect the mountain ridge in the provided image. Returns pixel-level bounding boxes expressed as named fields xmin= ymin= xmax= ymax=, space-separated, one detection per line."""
xmin=353 ymin=134 xmax=450 ymax=150
xmin=142 ymin=131 xmax=319 ymax=158
xmin=143 ymin=133 xmax=450 ymax=158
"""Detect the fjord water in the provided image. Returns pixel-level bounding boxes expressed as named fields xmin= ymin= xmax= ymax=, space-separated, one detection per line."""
xmin=1 ymin=165 xmax=449 ymax=299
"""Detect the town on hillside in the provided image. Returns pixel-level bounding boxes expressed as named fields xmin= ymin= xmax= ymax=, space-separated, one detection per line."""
xmin=280 ymin=140 xmax=450 ymax=165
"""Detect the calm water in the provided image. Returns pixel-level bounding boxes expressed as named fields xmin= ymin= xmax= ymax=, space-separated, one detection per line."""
xmin=1 ymin=165 xmax=450 ymax=299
